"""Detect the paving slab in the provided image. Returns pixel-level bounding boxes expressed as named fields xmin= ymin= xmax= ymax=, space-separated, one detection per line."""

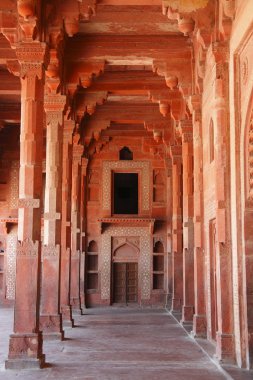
xmin=0 ymin=306 xmax=250 ymax=380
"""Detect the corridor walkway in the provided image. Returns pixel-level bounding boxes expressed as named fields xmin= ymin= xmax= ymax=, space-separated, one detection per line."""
xmin=0 ymin=307 xmax=250 ymax=380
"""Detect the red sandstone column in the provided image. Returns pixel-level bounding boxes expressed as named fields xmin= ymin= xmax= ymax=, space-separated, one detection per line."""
xmin=79 ymin=157 xmax=88 ymax=311
xmin=60 ymin=119 xmax=74 ymax=326
xmin=40 ymin=95 xmax=66 ymax=339
xmin=213 ymin=48 xmax=234 ymax=362
xmin=180 ymin=121 xmax=195 ymax=323
xmin=170 ymin=145 xmax=183 ymax=312
xmin=5 ymin=42 xmax=47 ymax=369
xmin=165 ymin=158 xmax=173 ymax=308
xmin=70 ymin=137 xmax=83 ymax=313
xmin=189 ymin=95 xmax=207 ymax=337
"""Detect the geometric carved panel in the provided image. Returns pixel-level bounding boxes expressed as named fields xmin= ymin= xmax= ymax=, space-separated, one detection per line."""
xmin=102 ymin=161 xmax=150 ymax=211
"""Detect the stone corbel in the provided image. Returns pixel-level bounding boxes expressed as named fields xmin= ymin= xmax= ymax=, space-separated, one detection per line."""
xmin=79 ymin=0 xmax=97 ymax=21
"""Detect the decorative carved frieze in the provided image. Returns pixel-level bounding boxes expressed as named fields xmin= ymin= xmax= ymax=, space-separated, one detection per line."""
xmin=14 ymin=42 xmax=49 ymax=79
xmin=17 ymin=238 xmax=39 ymax=258
xmin=18 ymin=198 xmax=40 ymax=209
xmin=42 ymin=244 xmax=60 ymax=258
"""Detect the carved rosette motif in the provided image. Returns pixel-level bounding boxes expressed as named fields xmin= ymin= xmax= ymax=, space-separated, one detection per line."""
xmin=248 ymin=117 xmax=253 ymax=200
xmin=103 ymin=161 xmax=150 ymax=211
xmin=101 ymin=227 xmax=151 ymax=300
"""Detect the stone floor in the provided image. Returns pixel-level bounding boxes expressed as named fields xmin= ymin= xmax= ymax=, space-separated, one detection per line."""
xmin=0 ymin=306 xmax=252 ymax=380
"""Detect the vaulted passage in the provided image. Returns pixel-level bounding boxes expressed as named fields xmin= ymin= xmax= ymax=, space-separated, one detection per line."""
xmin=0 ymin=0 xmax=253 ymax=376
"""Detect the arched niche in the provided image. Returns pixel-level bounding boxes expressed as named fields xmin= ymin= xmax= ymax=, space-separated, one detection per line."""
xmin=113 ymin=242 xmax=138 ymax=262
xmin=119 ymin=146 xmax=133 ymax=160
xmin=88 ymin=240 xmax=98 ymax=252
xmin=154 ymin=171 xmax=164 ymax=185
xmin=154 ymin=241 xmax=164 ymax=253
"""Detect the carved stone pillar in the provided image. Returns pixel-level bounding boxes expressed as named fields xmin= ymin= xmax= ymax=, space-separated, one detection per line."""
xmin=213 ymin=47 xmax=234 ymax=362
xmin=180 ymin=120 xmax=194 ymax=323
xmin=70 ymin=140 xmax=83 ymax=313
xmin=5 ymin=42 xmax=47 ymax=369
xmin=80 ymin=157 xmax=88 ymax=311
xmin=40 ymin=95 xmax=66 ymax=339
xmin=189 ymin=95 xmax=207 ymax=337
xmin=60 ymin=119 xmax=74 ymax=326
xmin=170 ymin=145 xmax=183 ymax=312
xmin=165 ymin=158 xmax=173 ymax=308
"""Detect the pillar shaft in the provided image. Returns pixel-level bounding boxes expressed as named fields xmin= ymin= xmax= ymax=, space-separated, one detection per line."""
xmin=190 ymin=96 xmax=207 ymax=337
xmin=6 ymin=42 xmax=47 ymax=369
xmin=213 ymin=58 xmax=234 ymax=362
xmin=60 ymin=120 xmax=74 ymax=326
xmin=40 ymin=95 xmax=66 ymax=339
xmin=181 ymin=123 xmax=194 ymax=323
xmin=79 ymin=158 xmax=88 ymax=311
xmin=70 ymin=141 xmax=83 ymax=313
xmin=170 ymin=145 xmax=183 ymax=312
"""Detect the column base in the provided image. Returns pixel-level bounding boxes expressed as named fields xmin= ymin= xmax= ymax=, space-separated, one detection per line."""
xmin=40 ymin=314 xmax=64 ymax=340
xmin=61 ymin=305 xmax=74 ymax=327
xmin=71 ymin=297 xmax=83 ymax=314
xmin=171 ymin=298 xmax=182 ymax=313
xmin=6 ymin=333 xmax=45 ymax=369
xmin=215 ymin=332 xmax=235 ymax=364
xmin=5 ymin=355 xmax=45 ymax=370
xmin=181 ymin=305 xmax=194 ymax=324
xmin=192 ymin=314 xmax=207 ymax=338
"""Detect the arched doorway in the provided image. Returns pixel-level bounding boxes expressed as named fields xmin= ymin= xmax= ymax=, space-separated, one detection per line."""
xmin=112 ymin=242 xmax=139 ymax=304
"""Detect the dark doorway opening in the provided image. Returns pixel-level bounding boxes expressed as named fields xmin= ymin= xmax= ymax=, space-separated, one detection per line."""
xmin=113 ymin=173 xmax=138 ymax=214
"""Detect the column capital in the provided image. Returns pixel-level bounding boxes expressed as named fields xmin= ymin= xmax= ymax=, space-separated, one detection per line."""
xmin=170 ymin=145 xmax=182 ymax=163
xmin=73 ymin=144 xmax=84 ymax=163
xmin=15 ymin=42 xmax=49 ymax=79
xmin=63 ymin=120 xmax=75 ymax=143
xmin=44 ymin=95 xmax=66 ymax=126
xmin=81 ymin=157 xmax=89 ymax=175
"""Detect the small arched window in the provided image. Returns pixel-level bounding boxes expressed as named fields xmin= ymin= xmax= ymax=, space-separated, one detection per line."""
xmin=209 ymin=119 xmax=214 ymax=163
xmin=88 ymin=240 xmax=98 ymax=252
xmin=119 ymin=147 xmax=133 ymax=160
xmin=154 ymin=241 xmax=164 ymax=253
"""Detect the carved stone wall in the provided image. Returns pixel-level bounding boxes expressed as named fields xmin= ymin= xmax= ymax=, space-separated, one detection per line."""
xmin=101 ymin=226 xmax=151 ymax=301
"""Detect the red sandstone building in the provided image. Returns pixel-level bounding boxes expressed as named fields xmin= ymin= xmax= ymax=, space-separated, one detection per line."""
xmin=0 ymin=0 xmax=252 ymax=372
